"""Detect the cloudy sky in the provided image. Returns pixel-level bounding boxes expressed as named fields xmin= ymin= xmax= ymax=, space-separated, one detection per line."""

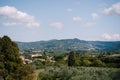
xmin=0 ymin=0 xmax=120 ymax=42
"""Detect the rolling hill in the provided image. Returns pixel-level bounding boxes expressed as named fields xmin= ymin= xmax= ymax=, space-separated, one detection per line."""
xmin=17 ymin=38 xmax=120 ymax=53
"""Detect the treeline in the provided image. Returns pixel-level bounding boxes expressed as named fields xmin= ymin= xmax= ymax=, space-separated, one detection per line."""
xmin=68 ymin=51 xmax=120 ymax=68
xmin=0 ymin=36 xmax=34 ymax=80
xmin=49 ymin=51 xmax=120 ymax=68
xmin=29 ymin=51 xmax=120 ymax=69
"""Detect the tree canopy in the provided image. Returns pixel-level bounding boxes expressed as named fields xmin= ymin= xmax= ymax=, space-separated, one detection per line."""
xmin=0 ymin=36 xmax=34 ymax=80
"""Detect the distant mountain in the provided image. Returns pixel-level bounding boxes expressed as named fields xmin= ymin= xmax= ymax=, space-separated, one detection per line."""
xmin=17 ymin=38 xmax=120 ymax=53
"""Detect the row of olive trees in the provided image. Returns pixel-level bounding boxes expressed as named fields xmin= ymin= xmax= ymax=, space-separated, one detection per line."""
xmin=38 ymin=66 xmax=120 ymax=80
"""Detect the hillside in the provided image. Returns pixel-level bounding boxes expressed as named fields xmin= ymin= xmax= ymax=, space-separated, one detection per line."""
xmin=17 ymin=38 xmax=120 ymax=53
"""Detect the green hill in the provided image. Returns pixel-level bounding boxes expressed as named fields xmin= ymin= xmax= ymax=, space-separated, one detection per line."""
xmin=17 ymin=38 xmax=120 ymax=53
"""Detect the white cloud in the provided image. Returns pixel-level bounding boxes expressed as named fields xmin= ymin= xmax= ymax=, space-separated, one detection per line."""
xmin=26 ymin=22 xmax=40 ymax=28
xmin=50 ymin=22 xmax=63 ymax=29
xmin=103 ymin=2 xmax=120 ymax=15
xmin=2 ymin=22 xmax=17 ymax=27
xmin=67 ymin=8 xmax=72 ymax=12
xmin=101 ymin=33 xmax=120 ymax=41
xmin=0 ymin=6 xmax=40 ymax=28
xmin=83 ymin=22 xmax=96 ymax=27
xmin=73 ymin=16 xmax=82 ymax=22
xmin=91 ymin=13 xmax=98 ymax=19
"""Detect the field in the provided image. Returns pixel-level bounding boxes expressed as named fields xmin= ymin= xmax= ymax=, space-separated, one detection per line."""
xmin=37 ymin=66 xmax=120 ymax=80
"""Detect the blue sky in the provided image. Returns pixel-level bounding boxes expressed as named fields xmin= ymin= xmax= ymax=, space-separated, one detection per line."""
xmin=0 ymin=0 xmax=120 ymax=42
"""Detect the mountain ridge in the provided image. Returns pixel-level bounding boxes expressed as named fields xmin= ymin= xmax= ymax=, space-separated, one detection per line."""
xmin=17 ymin=38 xmax=120 ymax=53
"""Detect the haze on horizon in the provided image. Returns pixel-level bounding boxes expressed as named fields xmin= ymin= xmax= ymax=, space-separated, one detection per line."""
xmin=0 ymin=0 xmax=120 ymax=42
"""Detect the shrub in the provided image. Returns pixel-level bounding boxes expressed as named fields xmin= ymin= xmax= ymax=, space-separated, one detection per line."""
xmin=92 ymin=59 xmax=106 ymax=67
xmin=37 ymin=66 xmax=120 ymax=80
xmin=82 ymin=59 xmax=92 ymax=66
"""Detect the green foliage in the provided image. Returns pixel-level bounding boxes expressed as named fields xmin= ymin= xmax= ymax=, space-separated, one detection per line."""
xmin=0 ymin=36 xmax=34 ymax=80
xmin=31 ymin=60 xmax=44 ymax=69
xmin=7 ymin=65 xmax=34 ymax=80
xmin=54 ymin=55 xmax=64 ymax=61
xmin=75 ymin=59 xmax=82 ymax=66
xmin=38 ymin=66 xmax=120 ymax=80
xmin=92 ymin=59 xmax=106 ymax=67
xmin=110 ymin=69 xmax=120 ymax=80
xmin=22 ymin=53 xmax=32 ymax=60
xmin=82 ymin=59 xmax=92 ymax=67
xmin=68 ymin=51 xmax=76 ymax=67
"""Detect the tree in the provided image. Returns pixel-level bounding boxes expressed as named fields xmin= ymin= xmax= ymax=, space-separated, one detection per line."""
xmin=54 ymin=55 xmax=64 ymax=61
xmin=82 ymin=59 xmax=92 ymax=67
xmin=68 ymin=51 xmax=76 ymax=67
xmin=0 ymin=36 xmax=34 ymax=80
xmin=92 ymin=59 xmax=106 ymax=67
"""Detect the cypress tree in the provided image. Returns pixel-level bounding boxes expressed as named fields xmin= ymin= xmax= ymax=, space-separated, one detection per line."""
xmin=68 ymin=51 xmax=76 ymax=67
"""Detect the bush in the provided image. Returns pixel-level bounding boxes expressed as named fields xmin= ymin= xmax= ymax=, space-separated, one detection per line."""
xmin=31 ymin=60 xmax=44 ymax=69
xmin=82 ymin=59 xmax=92 ymax=66
xmin=92 ymin=59 xmax=106 ymax=67
xmin=110 ymin=70 xmax=120 ymax=80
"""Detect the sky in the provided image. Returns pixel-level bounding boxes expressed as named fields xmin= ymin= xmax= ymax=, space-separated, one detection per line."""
xmin=0 ymin=0 xmax=120 ymax=42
